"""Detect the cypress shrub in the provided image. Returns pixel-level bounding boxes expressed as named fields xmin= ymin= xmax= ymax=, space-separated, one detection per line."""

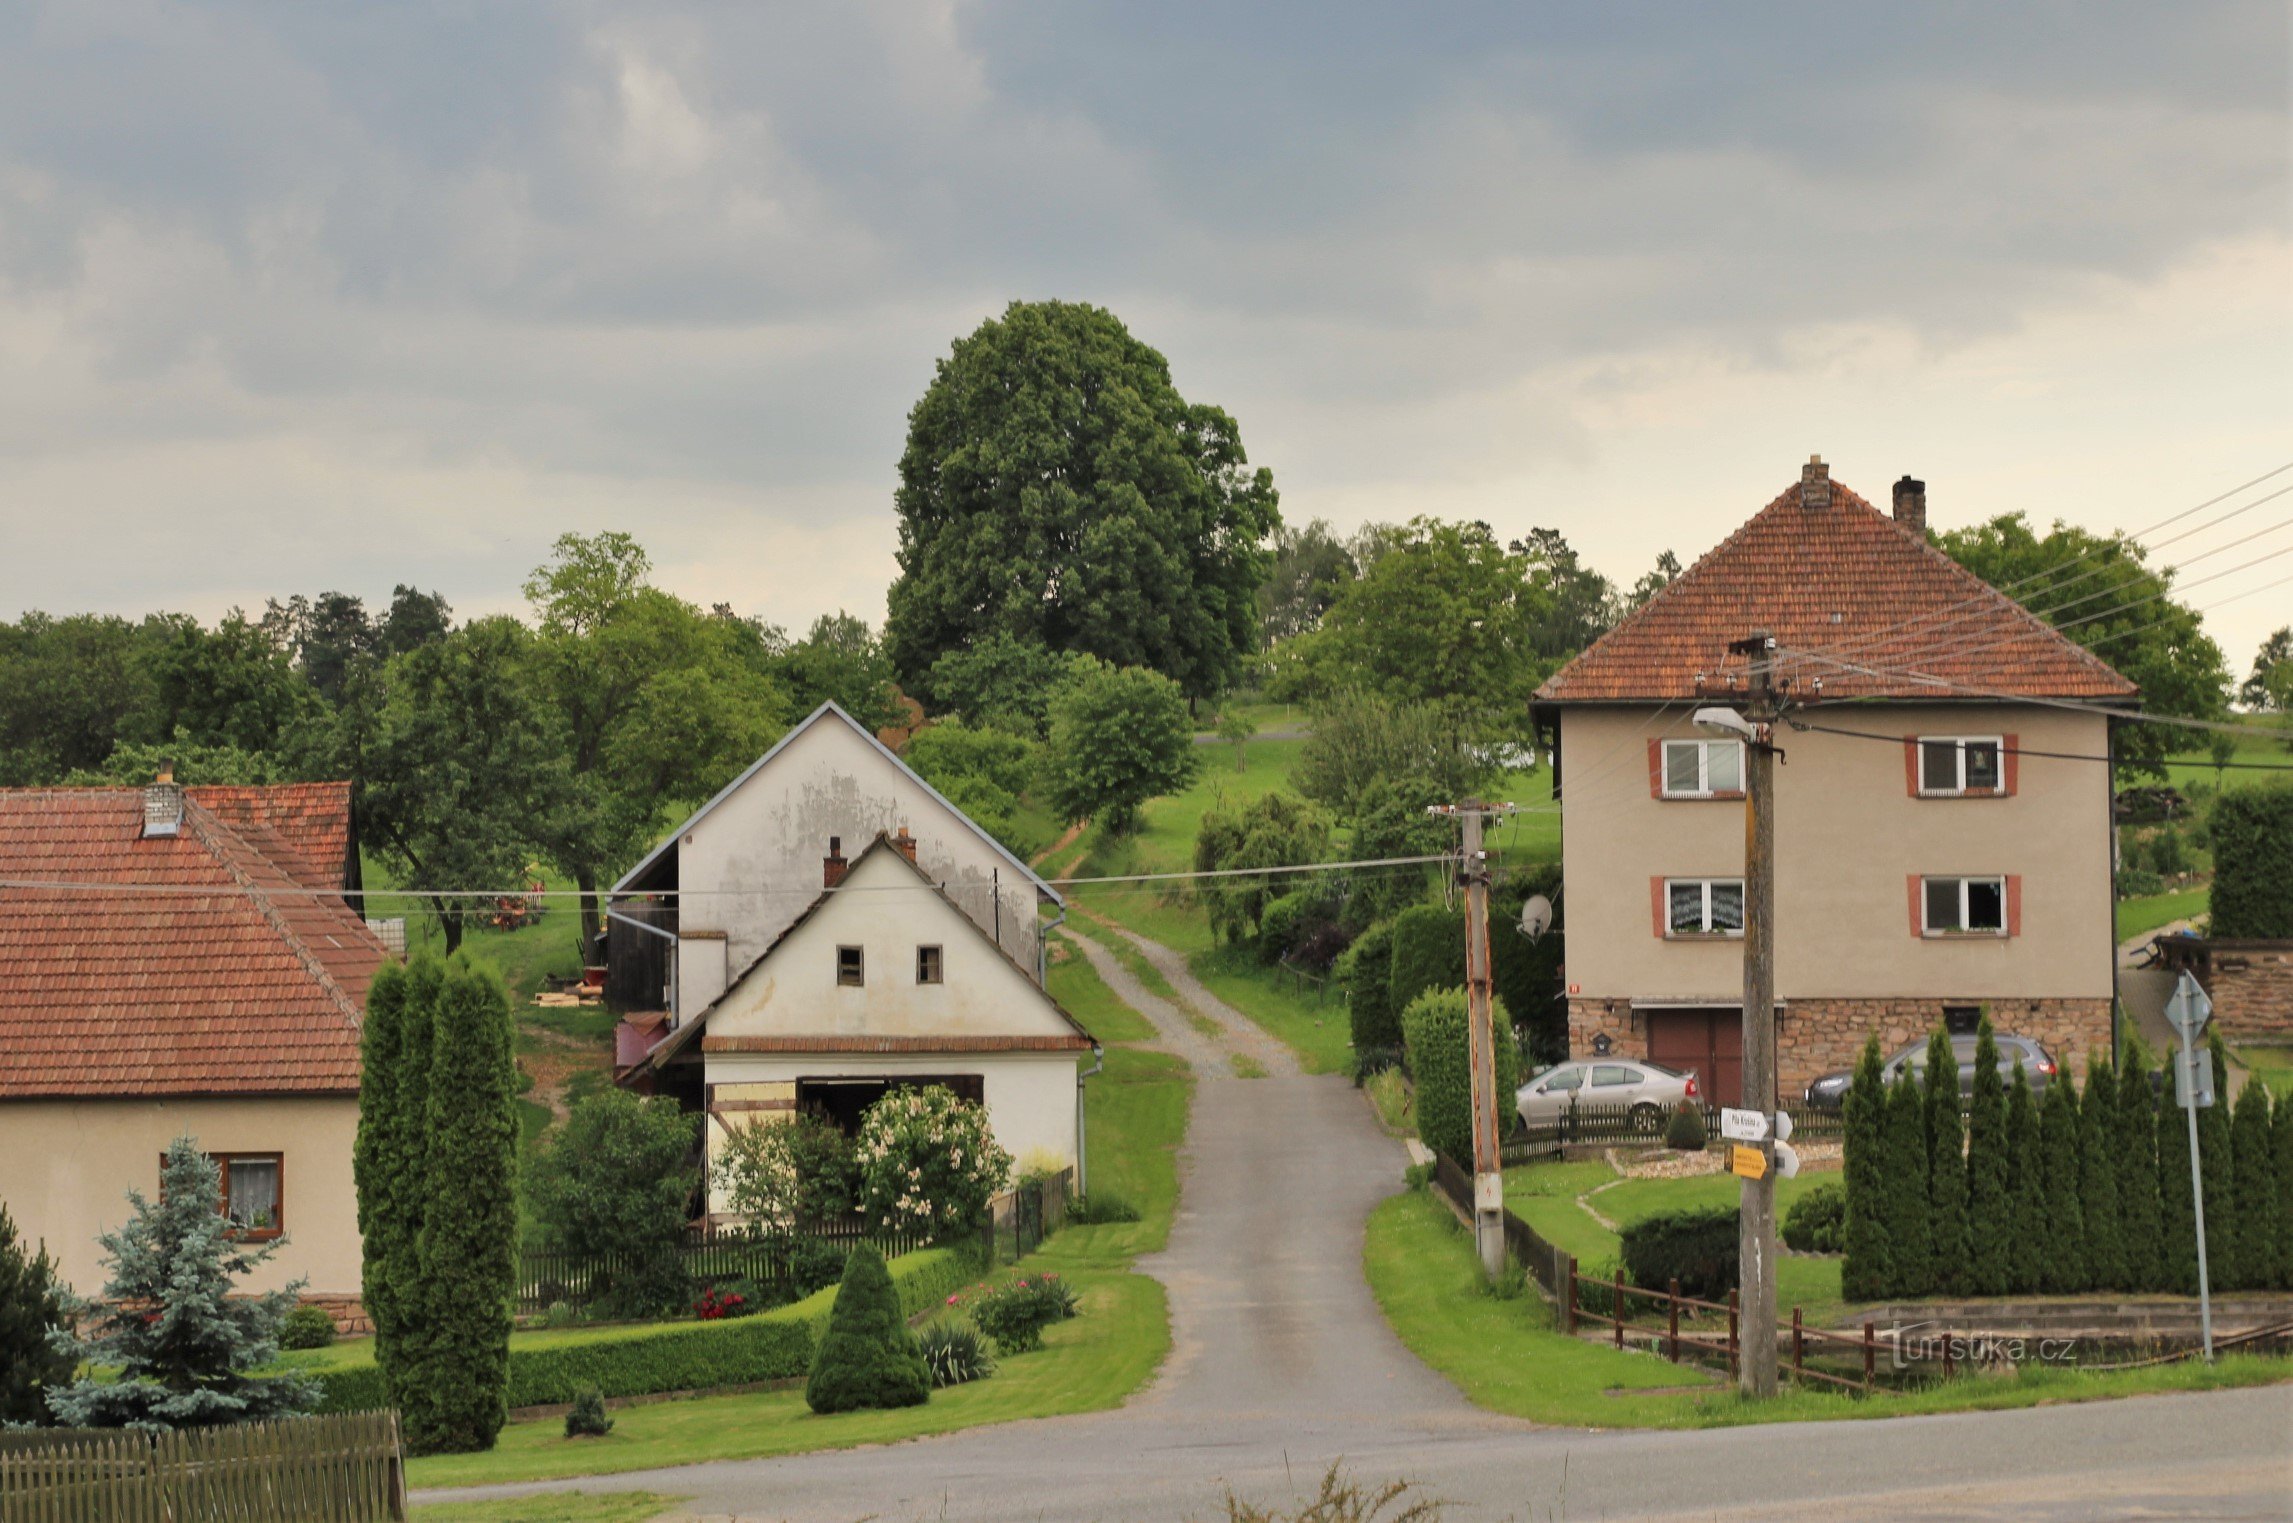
xmin=1343 ymin=921 xmax=1399 ymax=1057
xmin=2037 ymin=1070 xmax=2086 ymax=1294
xmin=403 ymin=956 xmax=519 ymax=1454
xmin=2078 ymin=1059 xmax=2125 ymax=1291
xmin=1840 ymin=1036 xmax=1893 ymax=1301
xmin=1400 ymin=987 xmax=1521 ymax=1167
xmin=1387 ymin=903 xmax=1467 ymax=1023
xmin=353 ymin=958 xmax=409 ymax=1393
xmin=2002 ymin=1063 xmax=2044 ymax=1295
xmin=2207 ymin=783 xmax=2293 ymax=938
xmin=2118 ymin=1046 xmax=2163 ymax=1291
xmin=0 ymin=1202 xmax=74 ymax=1425
xmin=1663 ymin=1100 xmax=1707 ymax=1151
xmin=2156 ymin=1067 xmax=2198 ymax=1296
xmin=2273 ymin=1092 xmax=2293 ymax=1290
xmin=1620 ymin=1206 xmax=1739 ymax=1301
xmin=2198 ymin=1037 xmax=2236 ymax=1292
xmin=1885 ymin=1071 xmax=1933 ymax=1297
xmin=375 ymin=955 xmax=444 ymax=1426
xmin=1490 ymin=863 xmax=1568 ymax=1065
xmin=1963 ymin=1021 xmax=2011 ymax=1295
xmin=1923 ymin=1029 xmax=1970 ymax=1295
xmin=805 ymin=1244 xmax=929 ymax=1414
xmin=2228 ymin=1081 xmax=2272 ymax=1294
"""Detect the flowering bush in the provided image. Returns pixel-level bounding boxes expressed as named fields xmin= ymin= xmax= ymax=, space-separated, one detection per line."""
xmin=855 ymin=1085 xmax=1011 ymax=1240
xmin=717 ymin=1112 xmax=861 ymax=1230
xmin=956 ymin=1273 xmax=1080 ymax=1355
xmin=692 ymin=1286 xmax=750 ymax=1321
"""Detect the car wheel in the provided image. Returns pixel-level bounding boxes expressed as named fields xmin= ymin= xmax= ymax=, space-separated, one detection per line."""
xmin=1630 ymin=1102 xmax=1663 ymax=1134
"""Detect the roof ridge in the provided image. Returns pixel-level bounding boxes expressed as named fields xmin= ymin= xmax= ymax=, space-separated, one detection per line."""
xmin=183 ymin=801 xmax=366 ymax=1033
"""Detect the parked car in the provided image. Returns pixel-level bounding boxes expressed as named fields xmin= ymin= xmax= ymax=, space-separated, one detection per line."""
xmin=1516 ymin=1059 xmax=1699 ymax=1134
xmin=1802 ymin=1033 xmax=2058 ymax=1111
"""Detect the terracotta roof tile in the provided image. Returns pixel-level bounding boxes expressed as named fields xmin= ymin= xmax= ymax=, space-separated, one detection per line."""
xmin=1537 ymin=475 xmax=2140 ymax=704
xmin=186 ymin=782 xmax=353 ymax=891
xmin=0 ymin=787 xmax=385 ymax=1100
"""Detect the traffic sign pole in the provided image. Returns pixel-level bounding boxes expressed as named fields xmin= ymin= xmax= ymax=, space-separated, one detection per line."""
xmin=2168 ymin=971 xmax=2215 ymax=1361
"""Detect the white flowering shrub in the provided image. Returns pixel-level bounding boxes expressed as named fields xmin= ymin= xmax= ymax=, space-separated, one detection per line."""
xmin=856 ymin=1085 xmax=1011 ymax=1239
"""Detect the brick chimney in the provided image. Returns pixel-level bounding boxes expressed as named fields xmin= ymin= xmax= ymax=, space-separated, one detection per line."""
xmin=1799 ymin=454 xmax=1831 ymax=510
xmin=1892 ymin=475 xmax=1927 ymax=533
xmin=142 ymin=763 xmax=182 ymax=839
xmin=823 ymin=836 xmax=847 ymax=889
xmin=890 ymin=827 xmax=918 ymax=865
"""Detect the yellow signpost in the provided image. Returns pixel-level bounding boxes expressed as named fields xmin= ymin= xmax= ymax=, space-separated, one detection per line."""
xmin=1730 ymin=1144 xmax=1767 ymax=1181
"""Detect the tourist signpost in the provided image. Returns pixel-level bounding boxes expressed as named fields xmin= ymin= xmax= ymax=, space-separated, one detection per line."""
xmin=2164 ymin=971 xmax=2216 ymax=1361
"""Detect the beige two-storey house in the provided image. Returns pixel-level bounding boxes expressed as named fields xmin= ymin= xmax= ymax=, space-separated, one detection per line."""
xmin=1532 ymin=459 xmax=2137 ymax=1106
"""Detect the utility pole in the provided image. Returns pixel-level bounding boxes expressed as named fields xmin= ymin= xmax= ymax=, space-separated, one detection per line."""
xmin=1729 ymin=630 xmax=1780 ymax=1399
xmin=1461 ymin=804 xmax=1504 ymax=1278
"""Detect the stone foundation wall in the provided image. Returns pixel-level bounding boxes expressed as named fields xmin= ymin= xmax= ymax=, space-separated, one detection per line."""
xmin=301 ymin=1292 xmax=371 ymax=1337
xmin=1565 ymin=995 xmax=2114 ymax=1099
xmin=2205 ymin=943 xmax=2293 ymax=1041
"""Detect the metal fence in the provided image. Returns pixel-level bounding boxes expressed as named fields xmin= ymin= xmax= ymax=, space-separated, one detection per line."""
xmin=0 ymin=1410 xmax=406 ymax=1522
xmin=980 ymin=1169 xmax=1072 ymax=1265
xmin=517 ymin=1219 xmax=930 ymax=1314
xmin=1506 ymin=1099 xmax=1845 ymax=1156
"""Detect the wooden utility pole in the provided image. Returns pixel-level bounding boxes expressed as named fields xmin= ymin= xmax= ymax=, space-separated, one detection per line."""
xmin=1731 ymin=631 xmax=1780 ymax=1399
xmin=1461 ymin=804 xmax=1504 ymax=1278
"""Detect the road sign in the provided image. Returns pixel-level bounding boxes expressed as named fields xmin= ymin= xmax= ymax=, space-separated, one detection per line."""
xmin=1719 ymin=1107 xmax=1769 ymax=1142
xmin=2175 ymin=1046 xmax=2216 ymax=1109
xmin=2165 ymin=971 xmax=2213 ymax=1035
xmin=1773 ymin=1109 xmax=1794 ymax=1144
xmin=1774 ymin=1141 xmax=1801 ymax=1180
xmin=1730 ymin=1144 xmax=1767 ymax=1180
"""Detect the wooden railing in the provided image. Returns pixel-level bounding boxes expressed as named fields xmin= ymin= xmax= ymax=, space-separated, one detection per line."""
xmin=0 ymin=1409 xmax=406 ymax=1521
xmin=1563 ymin=1262 xmax=1882 ymax=1394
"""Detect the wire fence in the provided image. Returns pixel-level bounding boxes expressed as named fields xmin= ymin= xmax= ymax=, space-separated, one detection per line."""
xmin=517 ymin=1220 xmax=930 ymax=1315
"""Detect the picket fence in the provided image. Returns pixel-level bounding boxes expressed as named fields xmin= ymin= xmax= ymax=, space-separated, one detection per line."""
xmin=0 ymin=1409 xmax=406 ymax=1522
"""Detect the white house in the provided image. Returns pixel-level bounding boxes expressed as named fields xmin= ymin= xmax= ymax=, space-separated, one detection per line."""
xmin=607 ymin=703 xmax=1091 ymax=1221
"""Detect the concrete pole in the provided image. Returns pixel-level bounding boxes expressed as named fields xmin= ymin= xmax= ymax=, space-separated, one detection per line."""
xmin=1462 ymin=805 xmax=1506 ymax=1279
xmin=1737 ymin=631 xmax=1780 ymax=1399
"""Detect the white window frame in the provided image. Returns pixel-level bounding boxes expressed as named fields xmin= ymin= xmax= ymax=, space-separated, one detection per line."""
xmin=1916 ymin=735 xmax=2005 ymax=797
xmin=1921 ymin=875 xmax=2008 ymax=937
xmin=1660 ymin=738 xmax=1746 ymax=798
xmin=1664 ymin=877 xmax=1746 ymax=937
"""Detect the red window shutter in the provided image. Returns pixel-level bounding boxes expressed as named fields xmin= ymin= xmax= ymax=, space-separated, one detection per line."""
xmin=1907 ymin=875 xmax=1924 ymax=937
xmin=1651 ymin=877 xmax=1667 ymax=938
xmin=1903 ymin=737 xmax=1920 ymax=797
xmin=2001 ymin=734 xmax=2019 ymax=796
xmin=2006 ymin=876 xmax=2022 ymax=937
xmin=1648 ymin=738 xmax=1665 ymax=798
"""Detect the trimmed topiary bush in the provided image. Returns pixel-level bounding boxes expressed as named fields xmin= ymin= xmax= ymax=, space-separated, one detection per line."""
xmin=2208 ymin=783 xmax=2293 ymax=938
xmin=1387 ymin=904 xmax=1466 ymax=1024
xmin=1256 ymin=891 xmax=1309 ymax=966
xmin=804 ymin=1244 xmax=929 ymax=1414
xmin=1341 ymin=921 xmax=1400 ymax=1063
xmin=1664 ymin=1099 xmax=1707 ymax=1152
xmin=1400 ymin=987 xmax=1521 ymax=1167
xmin=564 ymin=1385 xmax=612 ymax=1438
xmin=1782 ymin=1182 xmax=1846 ymax=1253
xmin=1620 ymin=1206 xmax=1738 ymax=1300
xmin=279 ymin=1305 xmax=338 ymax=1351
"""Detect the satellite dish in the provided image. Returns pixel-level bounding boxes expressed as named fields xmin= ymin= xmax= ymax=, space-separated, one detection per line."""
xmin=1518 ymin=893 xmax=1553 ymax=942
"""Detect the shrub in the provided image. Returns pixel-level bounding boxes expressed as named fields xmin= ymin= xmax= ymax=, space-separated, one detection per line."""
xmin=718 ymin=1113 xmax=862 ymax=1231
xmin=2273 ymin=1093 xmax=2293 ymax=1289
xmin=563 ymin=1385 xmax=613 ymax=1438
xmin=0 ymin=1202 xmax=77 ymax=1424
xmin=2115 ymin=868 xmax=2166 ymax=898
xmin=1193 ymin=793 xmax=1330 ymax=943
xmin=917 ymin=1322 xmax=995 ymax=1388
xmin=1663 ymin=1100 xmax=1707 ymax=1152
xmin=2229 ymin=1081 xmax=2273 ymax=1292
xmin=279 ymin=1305 xmax=338 ymax=1351
xmin=805 ymin=1244 xmax=930 ymax=1414
xmin=2210 ymin=784 xmax=2293 ymax=937
xmin=1922 ymin=1028 xmax=1970 ymax=1295
xmin=1781 ymin=1182 xmax=1846 ymax=1254
xmin=788 ymin=1237 xmax=853 ymax=1298
xmin=1399 ymin=987 xmax=1521 ymax=1167
xmin=1066 ymin=1192 xmax=1143 ymax=1225
xmin=528 ymin=1088 xmax=699 ymax=1319
xmin=2037 ymin=1069 xmax=2086 ymax=1294
xmin=2118 ymin=1045 xmax=2164 ymax=1291
xmin=692 ymin=1286 xmax=751 ymax=1321
xmin=1620 ymin=1206 xmax=1738 ymax=1301
xmin=1256 ymin=891 xmax=1309 ymax=964
xmin=856 ymin=1086 xmax=1012 ymax=1240
xmin=1840 ymin=1036 xmax=1891 ymax=1299
xmin=1884 ymin=1071 xmax=1933 ymax=1296
xmin=962 ymin=1272 xmax=1080 ymax=1355
xmin=2078 ymin=1060 xmax=2125 ymax=1290
xmin=1388 ymin=904 xmax=1466 ymax=1020
xmin=544 ymin=1301 xmax=575 ymax=1329
xmin=1341 ymin=922 xmax=1400 ymax=1059
xmin=2003 ymin=1063 xmax=2044 ymax=1295
xmin=1963 ymin=1021 xmax=2011 ymax=1296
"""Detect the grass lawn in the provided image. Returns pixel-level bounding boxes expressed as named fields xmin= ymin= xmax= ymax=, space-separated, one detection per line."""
xmin=2234 ymin=1043 xmax=2293 ymax=1100
xmin=2159 ymin=719 xmax=2293 ymax=794
xmin=2115 ymin=887 xmax=2210 ymax=943
xmin=1367 ymin=1189 xmax=2293 ymax=1429
xmin=415 ymin=1493 xmax=688 ymax=1523
xmin=1047 ymin=932 xmax=1158 ymax=1044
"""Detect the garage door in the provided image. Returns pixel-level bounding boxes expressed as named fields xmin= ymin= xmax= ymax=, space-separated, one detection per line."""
xmin=1643 ymin=1008 xmax=1742 ymax=1108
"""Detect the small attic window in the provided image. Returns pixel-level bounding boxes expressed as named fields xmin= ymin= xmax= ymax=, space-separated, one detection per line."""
xmin=917 ymin=945 xmax=943 ymax=984
xmin=836 ymin=946 xmax=864 ymax=987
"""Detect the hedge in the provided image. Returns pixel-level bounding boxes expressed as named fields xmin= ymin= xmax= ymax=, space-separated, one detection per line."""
xmin=1400 ymin=987 xmax=1520 ymax=1167
xmin=1342 ymin=922 xmax=1399 ymax=1056
xmin=2209 ymin=783 xmax=2293 ymax=938
xmin=1620 ymin=1206 xmax=1738 ymax=1301
xmin=312 ymin=1246 xmax=976 ymax=1413
xmin=1387 ymin=904 xmax=1466 ymax=1024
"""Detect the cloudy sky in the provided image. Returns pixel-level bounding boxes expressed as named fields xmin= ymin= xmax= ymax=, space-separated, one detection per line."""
xmin=2 ymin=2 xmax=2288 ymax=666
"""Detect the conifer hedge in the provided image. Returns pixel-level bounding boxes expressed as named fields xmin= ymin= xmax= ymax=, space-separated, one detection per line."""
xmin=2228 ymin=1081 xmax=2273 ymax=1292
xmin=1963 ymin=1022 xmax=2011 ymax=1296
xmin=2208 ymin=783 xmax=2293 ymax=937
xmin=1883 ymin=1071 xmax=1933 ymax=1296
xmin=1387 ymin=904 xmax=1466 ymax=1022
xmin=1839 ymin=1037 xmax=1891 ymax=1301
xmin=2118 ymin=1046 xmax=2162 ymax=1291
xmin=2077 ymin=1058 xmax=2124 ymax=1290
xmin=2003 ymin=1064 xmax=2044 ymax=1295
xmin=2037 ymin=1070 xmax=2085 ymax=1294
xmin=1922 ymin=1030 xmax=1970 ymax=1295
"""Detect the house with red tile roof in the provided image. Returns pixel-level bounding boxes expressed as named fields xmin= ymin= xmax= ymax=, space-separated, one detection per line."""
xmin=0 ymin=773 xmax=386 ymax=1317
xmin=1532 ymin=459 xmax=2137 ymax=1107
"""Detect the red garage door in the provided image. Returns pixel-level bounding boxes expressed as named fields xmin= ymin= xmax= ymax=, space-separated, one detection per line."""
xmin=1644 ymin=1008 xmax=1743 ymax=1108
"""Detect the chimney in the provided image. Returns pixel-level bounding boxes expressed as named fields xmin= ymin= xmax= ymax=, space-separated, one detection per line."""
xmin=823 ymin=836 xmax=847 ymax=890
xmin=1799 ymin=454 xmax=1831 ymax=511
xmin=142 ymin=764 xmax=182 ymax=839
xmin=1892 ymin=475 xmax=1927 ymax=533
xmin=890 ymin=827 xmax=918 ymax=865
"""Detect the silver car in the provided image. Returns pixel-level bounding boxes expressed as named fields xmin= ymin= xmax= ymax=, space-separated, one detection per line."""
xmin=1515 ymin=1059 xmax=1699 ymax=1134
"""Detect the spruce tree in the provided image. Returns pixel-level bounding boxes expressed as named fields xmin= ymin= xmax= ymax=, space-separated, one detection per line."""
xmin=0 ymin=1202 xmax=74 ymax=1425
xmin=2078 ymin=1059 xmax=2125 ymax=1291
xmin=404 ymin=956 xmax=520 ymax=1455
xmin=805 ymin=1243 xmax=929 ymax=1413
xmin=2198 ymin=1037 xmax=2236 ymax=1292
xmin=2003 ymin=1062 xmax=2045 ymax=1295
xmin=2227 ymin=1081 xmax=2272 ymax=1294
xmin=2118 ymin=1046 xmax=2163 ymax=1291
xmin=1840 ymin=1035 xmax=1893 ymax=1300
xmin=1963 ymin=1021 xmax=2011 ymax=1295
xmin=2038 ymin=1070 xmax=2086 ymax=1293
xmin=1886 ymin=1070 xmax=1933 ymax=1297
xmin=1923 ymin=1028 xmax=1970 ymax=1295
xmin=2272 ymin=1090 xmax=2293 ymax=1290
xmin=2156 ymin=1068 xmax=2199 ymax=1296
xmin=46 ymin=1139 xmax=317 ymax=1428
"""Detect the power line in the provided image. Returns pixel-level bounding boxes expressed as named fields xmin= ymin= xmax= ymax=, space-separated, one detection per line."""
xmin=1783 ymin=720 xmax=2293 ymax=770
xmin=1779 ymin=648 xmax=2288 ymax=737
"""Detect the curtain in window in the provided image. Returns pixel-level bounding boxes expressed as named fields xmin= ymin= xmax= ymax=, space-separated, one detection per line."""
xmin=227 ymin=1157 xmax=280 ymax=1231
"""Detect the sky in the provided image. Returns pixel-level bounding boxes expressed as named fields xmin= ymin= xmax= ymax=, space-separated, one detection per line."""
xmin=2 ymin=2 xmax=2289 ymax=669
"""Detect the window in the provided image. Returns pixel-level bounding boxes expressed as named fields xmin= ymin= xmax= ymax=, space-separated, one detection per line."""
xmin=1666 ymin=878 xmax=1746 ymax=936
xmin=1917 ymin=736 xmax=2004 ymax=796
xmin=1539 ymin=1066 xmax=1585 ymax=1093
xmin=166 ymin=1153 xmax=282 ymax=1238
xmin=1922 ymin=876 xmax=2007 ymax=936
xmin=836 ymin=946 xmax=864 ymax=986
xmin=1661 ymin=739 xmax=1744 ymax=798
xmin=916 ymin=945 xmax=943 ymax=984
xmin=1590 ymin=1065 xmax=1635 ymax=1087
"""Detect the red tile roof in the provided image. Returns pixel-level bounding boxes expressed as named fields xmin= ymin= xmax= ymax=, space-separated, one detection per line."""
xmin=1536 ymin=475 xmax=2140 ymax=704
xmin=187 ymin=782 xmax=354 ymax=891
xmin=0 ymin=787 xmax=385 ymax=1100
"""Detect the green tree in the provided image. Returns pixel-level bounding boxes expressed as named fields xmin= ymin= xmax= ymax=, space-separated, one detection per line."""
xmin=2227 ymin=1080 xmax=2272 ymax=1293
xmin=804 ymin=1243 xmax=928 ymax=1414
xmin=2238 ymin=626 xmax=2291 ymax=711
xmin=1193 ymin=792 xmax=1329 ymax=942
xmin=1963 ymin=1021 xmax=2011 ymax=1295
xmin=1340 ymin=921 xmax=1399 ymax=1059
xmin=1934 ymin=514 xmax=2229 ymax=778
xmin=354 ymin=957 xmax=419 ymax=1412
xmin=901 ymin=720 xmax=1043 ymax=858
xmin=1922 ymin=1029 xmax=1969 ymax=1294
xmin=47 ymin=1139 xmax=316 ymax=1428
xmin=2118 ymin=1046 xmax=2163 ymax=1290
xmin=924 ymin=634 xmax=1084 ymax=738
xmin=1884 ymin=1072 xmax=1933 ymax=1297
xmin=2002 ymin=1061 xmax=2044 ymax=1295
xmin=144 ymin=610 xmax=326 ymax=759
xmin=2199 ymin=1036 xmax=2236 ymax=1290
xmin=64 ymin=728 xmax=283 ymax=787
xmin=0 ymin=612 xmax=163 ymax=785
xmin=1038 ymin=661 xmax=1201 ymax=832
xmin=1489 ymin=865 xmax=1569 ymax=1065
xmin=2078 ymin=1059 xmax=2125 ymax=1290
xmin=1341 ymin=776 xmax=1450 ymax=927
xmin=0 ymin=1202 xmax=74 ymax=1425
xmin=378 ymin=585 xmax=453 ymax=658
xmin=1293 ymin=691 xmax=1491 ymax=823
xmin=886 ymin=300 xmax=1280 ymax=703
xmin=404 ymin=958 xmax=519 ymax=1454
xmin=2272 ymin=1092 xmax=2293 ymax=1289
xmin=1400 ymin=988 xmax=1521 ymax=1167
xmin=1215 ymin=709 xmax=1257 ymax=772
xmin=261 ymin=590 xmax=377 ymax=704
xmin=1625 ymin=549 xmax=1682 ymax=612
xmin=529 ymin=1090 xmax=700 ymax=1319
xmin=2207 ymin=785 xmax=2293 ymax=938
xmin=769 ymin=612 xmax=907 ymax=735
xmin=1387 ymin=903 xmax=1466 ymax=1020
xmin=1258 ymin=519 xmax=1358 ymax=646
xmin=1840 ymin=1036 xmax=1894 ymax=1301
xmin=2037 ymin=1071 xmax=2086 ymax=1294
xmin=2156 ymin=1063 xmax=2199 ymax=1295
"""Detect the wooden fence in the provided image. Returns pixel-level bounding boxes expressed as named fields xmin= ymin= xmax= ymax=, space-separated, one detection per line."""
xmin=1430 ymin=1154 xmax=1576 ymax=1301
xmin=1563 ymin=1263 xmax=1882 ymax=1394
xmin=0 ymin=1410 xmax=406 ymax=1522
